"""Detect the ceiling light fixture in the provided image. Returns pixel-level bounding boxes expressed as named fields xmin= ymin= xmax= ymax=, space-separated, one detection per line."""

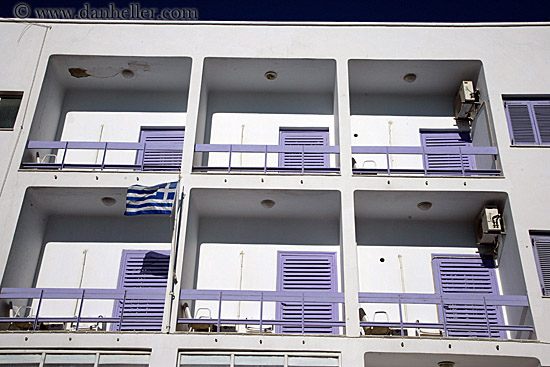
xmin=264 ymin=71 xmax=278 ymax=80
xmin=437 ymin=362 xmax=455 ymax=367
xmin=417 ymin=201 xmax=433 ymax=211
xmin=261 ymin=199 xmax=276 ymax=209
xmin=403 ymin=73 xmax=417 ymax=83
xmin=101 ymin=197 xmax=117 ymax=206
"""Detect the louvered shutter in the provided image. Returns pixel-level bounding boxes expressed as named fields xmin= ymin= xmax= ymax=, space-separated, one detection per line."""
xmin=279 ymin=130 xmax=329 ymax=169
xmin=532 ymin=235 xmax=550 ymax=296
xmin=112 ymin=250 xmax=170 ymax=331
xmin=505 ymin=102 xmax=537 ymax=144
xmin=534 ymin=104 xmax=550 ymax=144
xmin=421 ymin=131 xmax=475 ymax=171
xmin=276 ymin=251 xmax=338 ymax=334
xmin=432 ymin=256 xmax=505 ymax=338
xmin=137 ymin=128 xmax=184 ymax=171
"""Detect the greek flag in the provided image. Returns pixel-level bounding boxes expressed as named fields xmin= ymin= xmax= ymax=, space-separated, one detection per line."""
xmin=125 ymin=181 xmax=178 ymax=216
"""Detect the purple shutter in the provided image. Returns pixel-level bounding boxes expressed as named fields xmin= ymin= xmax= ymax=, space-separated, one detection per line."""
xmin=534 ymin=104 xmax=550 ymax=144
xmin=276 ymin=251 xmax=338 ymax=334
xmin=432 ymin=255 xmax=505 ymax=338
xmin=112 ymin=250 xmax=170 ymax=331
xmin=531 ymin=235 xmax=550 ymax=296
xmin=421 ymin=131 xmax=475 ymax=171
xmin=278 ymin=129 xmax=329 ymax=169
xmin=505 ymin=102 xmax=538 ymax=144
xmin=137 ymin=128 xmax=184 ymax=171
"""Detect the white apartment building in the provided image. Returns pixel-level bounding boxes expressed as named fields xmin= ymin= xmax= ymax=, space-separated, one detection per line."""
xmin=0 ymin=19 xmax=549 ymax=367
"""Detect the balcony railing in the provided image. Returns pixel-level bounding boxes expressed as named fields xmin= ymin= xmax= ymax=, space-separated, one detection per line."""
xmin=0 ymin=287 xmax=165 ymax=331
xmin=179 ymin=289 xmax=345 ymax=334
xmin=194 ymin=144 xmax=340 ymax=174
xmin=352 ymin=146 xmax=500 ymax=176
xmin=358 ymin=292 xmax=533 ymax=338
xmin=21 ymin=141 xmax=182 ymax=171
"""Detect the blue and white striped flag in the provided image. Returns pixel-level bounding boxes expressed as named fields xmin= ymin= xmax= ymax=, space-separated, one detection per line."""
xmin=125 ymin=181 xmax=178 ymax=216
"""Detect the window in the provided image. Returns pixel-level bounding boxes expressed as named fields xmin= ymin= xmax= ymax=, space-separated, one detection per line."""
xmin=0 ymin=93 xmax=23 ymax=129
xmin=531 ymin=234 xmax=550 ymax=296
xmin=420 ymin=130 xmax=475 ymax=171
xmin=504 ymin=100 xmax=550 ymax=145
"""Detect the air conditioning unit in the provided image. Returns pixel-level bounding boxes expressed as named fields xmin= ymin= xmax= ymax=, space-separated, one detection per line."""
xmin=454 ymin=81 xmax=479 ymax=121
xmin=475 ymin=206 xmax=504 ymax=245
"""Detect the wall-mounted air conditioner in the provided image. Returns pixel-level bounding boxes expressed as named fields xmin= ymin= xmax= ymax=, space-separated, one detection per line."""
xmin=475 ymin=206 xmax=504 ymax=244
xmin=454 ymin=81 xmax=479 ymax=122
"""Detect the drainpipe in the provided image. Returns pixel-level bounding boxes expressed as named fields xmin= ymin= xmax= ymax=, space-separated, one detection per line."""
xmin=398 ymin=254 xmax=408 ymax=322
xmin=236 ymin=251 xmax=245 ymax=329
xmin=73 ymin=249 xmax=88 ymax=317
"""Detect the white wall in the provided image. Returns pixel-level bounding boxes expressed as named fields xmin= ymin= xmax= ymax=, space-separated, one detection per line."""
xmin=351 ymin=115 xmax=458 ymax=170
xmin=207 ymin=113 xmax=336 ymax=168
xmin=56 ymin=112 xmax=186 ymax=166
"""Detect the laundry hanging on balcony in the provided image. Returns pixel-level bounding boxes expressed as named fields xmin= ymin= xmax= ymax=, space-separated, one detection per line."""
xmin=125 ymin=181 xmax=178 ymax=216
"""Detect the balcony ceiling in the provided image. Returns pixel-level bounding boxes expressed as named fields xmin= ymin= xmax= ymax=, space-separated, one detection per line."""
xmin=203 ymin=58 xmax=336 ymax=94
xmin=191 ymin=188 xmax=340 ymax=220
xmin=355 ymin=190 xmax=507 ymax=222
xmin=349 ymin=59 xmax=481 ymax=96
xmin=48 ymin=55 xmax=192 ymax=91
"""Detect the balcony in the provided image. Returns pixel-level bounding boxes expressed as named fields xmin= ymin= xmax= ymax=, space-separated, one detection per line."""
xmin=0 ymin=187 xmax=172 ymax=332
xmin=354 ymin=190 xmax=534 ymax=340
xmin=193 ymin=58 xmax=340 ymax=175
xmin=349 ymin=60 xmax=501 ymax=177
xmin=22 ymin=55 xmax=190 ymax=172
xmin=176 ymin=188 xmax=344 ymax=335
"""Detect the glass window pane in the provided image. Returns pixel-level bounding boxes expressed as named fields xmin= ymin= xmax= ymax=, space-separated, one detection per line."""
xmin=0 ymin=95 xmax=22 ymax=129
xmin=180 ymin=354 xmax=230 ymax=366
xmin=0 ymin=353 xmax=41 ymax=366
xmin=99 ymin=354 xmax=150 ymax=366
xmin=234 ymin=355 xmax=284 ymax=366
xmin=288 ymin=356 xmax=339 ymax=367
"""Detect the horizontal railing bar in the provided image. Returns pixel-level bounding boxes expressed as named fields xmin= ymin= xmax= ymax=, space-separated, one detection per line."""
xmin=358 ymin=292 xmax=529 ymax=306
xmin=178 ymin=318 xmax=346 ymax=326
xmin=0 ymin=288 xmax=166 ymax=300
xmin=359 ymin=321 xmax=533 ymax=332
xmin=27 ymin=141 xmax=67 ymax=149
xmin=180 ymin=289 xmax=345 ymax=303
xmin=194 ymin=144 xmax=339 ymax=154
xmin=352 ymin=146 xmax=498 ymax=155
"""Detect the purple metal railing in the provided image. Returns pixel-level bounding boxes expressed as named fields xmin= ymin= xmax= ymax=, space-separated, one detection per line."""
xmin=22 ymin=141 xmax=182 ymax=171
xmin=179 ymin=289 xmax=345 ymax=334
xmin=352 ymin=146 xmax=500 ymax=176
xmin=0 ymin=288 xmax=165 ymax=331
xmin=358 ymin=292 xmax=533 ymax=338
xmin=193 ymin=144 xmax=340 ymax=174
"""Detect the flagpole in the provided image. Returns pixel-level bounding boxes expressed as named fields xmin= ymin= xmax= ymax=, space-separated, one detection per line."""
xmin=165 ymin=172 xmax=183 ymax=333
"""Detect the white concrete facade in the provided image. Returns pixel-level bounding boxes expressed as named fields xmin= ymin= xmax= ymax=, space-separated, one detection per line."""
xmin=0 ymin=19 xmax=549 ymax=366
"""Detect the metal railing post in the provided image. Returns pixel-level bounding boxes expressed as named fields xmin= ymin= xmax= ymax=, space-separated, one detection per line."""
xmin=301 ymin=293 xmax=305 ymax=334
xmin=483 ymin=296 xmax=492 ymax=337
xmin=228 ymin=145 xmax=233 ymax=173
xmin=101 ymin=143 xmax=108 ymax=171
xmin=259 ymin=292 xmax=264 ymax=334
xmin=301 ymin=146 xmax=305 ymax=174
xmin=264 ymin=145 xmax=268 ymax=174
xmin=119 ymin=290 xmax=127 ymax=331
xmin=33 ymin=289 xmax=44 ymax=331
xmin=398 ymin=294 xmax=404 ymax=336
xmin=60 ymin=142 xmax=68 ymax=170
xmin=441 ymin=295 xmax=448 ymax=337
xmin=386 ymin=147 xmax=391 ymax=175
xmin=75 ymin=289 xmax=86 ymax=331
xmin=217 ymin=291 xmax=223 ymax=332
xmin=459 ymin=147 xmax=465 ymax=176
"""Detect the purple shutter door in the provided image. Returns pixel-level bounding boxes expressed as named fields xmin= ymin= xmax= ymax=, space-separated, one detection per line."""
xmin=421 ymin=131 xmax=475 ymax=171
xmin=112 ymin=250 xmax=170 ymax=331
xmin=276 ymin=251 xmax=338 ymax=334
xmin=278 ymin=130 xmax=329 ymax=169
xmin=532 ymin=235 xmax=550 ymax=296
xmin=505 ymin=102 xmax=537 ymax=145
xmin=137 ymin=128 xmax=184 ymax=171
xmin=432 ymin=255 xmax=505 ymax=338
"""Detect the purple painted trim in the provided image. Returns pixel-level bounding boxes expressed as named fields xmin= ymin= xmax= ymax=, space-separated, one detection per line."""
xmin=137 ymin=128 xmax=185 ymax=171
xmin=357 ymin=292 xmax=529 ymax=306
xmin=420 ymin=131 xmax=475 ymax=172
xmin=279 ymin=129 xmax=330 ymax=170
xmin=530 ymin=235 xmax=550 ymax=296
xmin=351 ymin=146 xmax=498 ymax=155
